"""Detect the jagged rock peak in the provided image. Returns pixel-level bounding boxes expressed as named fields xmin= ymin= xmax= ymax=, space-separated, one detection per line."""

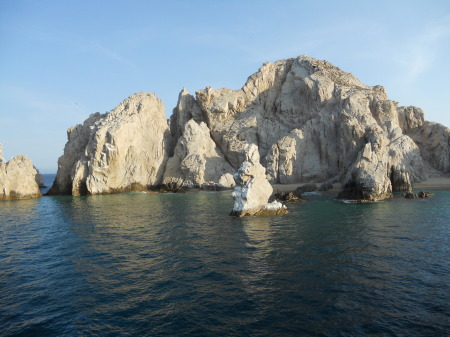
xmin=100 ymin=92 xmax=162 ymax=122
xmin=243 ymin=55 xmax=370 ymax=94
xmin=0 ymin=143 xmax=4 ymax=162
xmin=170 ymin=88 xmax=203 ymax=143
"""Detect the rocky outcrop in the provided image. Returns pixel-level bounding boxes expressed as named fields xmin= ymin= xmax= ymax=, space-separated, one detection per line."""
xmin=169 ymin=89 xmax=204 ymax=144
xmin=50 ymin=55 xmax=450 ymax=201
xmin=35 ymin=172 xmax=45 ymax=188
xmin=162 ymin=119 xmax=235 ymax=190
xmin=188 ymin=56 xmax=442 ymax=201
xmin=0 ymin=145 xmax=42 ymax=200
xmin=48 ymin=93 xmax=172 ymax=195
xmin=296 ymin=182 xmax=318 ymax=194
xmin=272 ymin=191 xmax=303 ymax=203
xmin=338 ymin=131 xmax=393 ymax=201
xmin=230 ymin=145 xmax=287 ymax=216
xmin=192 ymin=57 xmax=377 ymax=178
xmin=406 ymin=121 xmax=450 ymax=174
xmin=338 ymin=127 xmax=426 ymax=201
xmin=403 ymin=191 xmax=434 ymax=199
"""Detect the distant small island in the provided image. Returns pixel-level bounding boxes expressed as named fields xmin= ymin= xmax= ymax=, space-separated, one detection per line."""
xmin=2 ymin=55 xmax=449 ymax=202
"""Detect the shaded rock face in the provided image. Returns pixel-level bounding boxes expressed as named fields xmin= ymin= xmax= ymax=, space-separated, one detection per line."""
xmin=230 ymin=145 xmax=287 ymax=217
xmin=48 ymin=93 xmax=172 ymax=195
xmin=406 ymin=121 xmax=450 ymax=174
xmin=170 ymin=88 xmax=204 ymax=145
xmin=0 ymin=145 xmax=42 ymax=200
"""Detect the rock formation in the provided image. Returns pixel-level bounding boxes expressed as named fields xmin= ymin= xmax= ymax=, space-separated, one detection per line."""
xmin=50 ymin=55 xmax=450 ymax=201
xmin=272 ymin=191 xmax=303 ymax=203
xmin=162 ymin=119 xmax=235 ymax=190
xmin=337 ymin=127 xmax=426 ymax=201
xmin=35 ymin=171 xmax=45 ymax=188
xmin=0 ymin=144 xmax=43 ymax=200
xmin=403 ymin=191 xmax=434 ymax=199
xmin=296 ymin=182 xmax=318 ymax=194
xmin=48 ymin=93 xmax=172 ymax=195
xmin=230 ymin=145 xmax=287 ymax=216
xmin=406 ymin=121 xmax=450 ymax=174
xmin=170 ymin=88 xmax=204 ymax=144
xmin=187 ymin=56 xmax=442 ymax=201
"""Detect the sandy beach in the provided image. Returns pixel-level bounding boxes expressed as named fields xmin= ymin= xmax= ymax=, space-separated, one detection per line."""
xmin=271 ymin=183 xmax=342 ymax=194
xmin=272 ymin=176 xmax=450 ymax=194
xmin=413 ymin=176 xmax=450 ymax=190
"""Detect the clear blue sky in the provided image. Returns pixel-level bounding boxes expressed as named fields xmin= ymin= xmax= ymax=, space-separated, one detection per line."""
xmin=1 ymin=0 xmax=449 ymax=173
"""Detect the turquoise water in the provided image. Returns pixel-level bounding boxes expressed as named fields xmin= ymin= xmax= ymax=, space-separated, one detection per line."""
xmin=1 ymin=175 xmax=449 ymax=336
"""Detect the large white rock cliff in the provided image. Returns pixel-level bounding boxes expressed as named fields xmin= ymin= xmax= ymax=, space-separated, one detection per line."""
xmin=48 ymin=93 xmax=172 ymax=195
xmin=0 ymin=144 xmax=43 ymax=200
xmin=49 ymin=55 xmax=449 ymax=201
xmin=186 ymin=56 xmax=446 ymax=201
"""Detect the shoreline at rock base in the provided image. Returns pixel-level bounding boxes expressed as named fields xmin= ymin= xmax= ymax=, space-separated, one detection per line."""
xmin=272 ymin=175 xmax=450 ymax=195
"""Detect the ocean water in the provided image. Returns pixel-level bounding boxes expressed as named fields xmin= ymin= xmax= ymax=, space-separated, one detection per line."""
xmin=1 ymin=174 xmax=449 ymax=336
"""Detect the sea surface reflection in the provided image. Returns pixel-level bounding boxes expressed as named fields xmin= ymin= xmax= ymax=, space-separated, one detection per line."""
xmin=1 ymin=189 xmax=449 ymax=336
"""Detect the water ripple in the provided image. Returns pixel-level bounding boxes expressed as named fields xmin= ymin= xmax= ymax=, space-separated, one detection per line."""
xmin=1 ymin=190 xmax=449 ymax=336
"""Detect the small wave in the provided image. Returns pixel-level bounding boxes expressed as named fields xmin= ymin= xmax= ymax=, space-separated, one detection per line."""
xmin=336 ymin=198 xmax=384 ymax=204
xmin=337 ymin=199 xmax=358 ymax=204
xmin=302 ymin=191 xmax=320 ymax=195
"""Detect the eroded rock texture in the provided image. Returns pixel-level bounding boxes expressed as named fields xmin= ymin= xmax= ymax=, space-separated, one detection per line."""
xmin=50 ymin=55 xmax=449 ymax=201
xmin=0 ymin=144 xmax=42 ymax=200
xmin=230 ymin=145 xmax=287 ymax=216
xmin=179 ymin=56 xmax=445 ymax=201
xmin=48 ymin=93 xmax=172 ymax=195
xmin=162 ymin=120 xmax=235 ymax=191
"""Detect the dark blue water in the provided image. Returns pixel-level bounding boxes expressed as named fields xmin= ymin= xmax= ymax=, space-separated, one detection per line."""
xmin=1 ymin=174 xmax=449 ymax=336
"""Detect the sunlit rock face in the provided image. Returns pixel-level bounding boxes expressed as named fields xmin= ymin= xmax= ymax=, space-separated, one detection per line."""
xmin=162 ymin=119 xmax=235 ymax=191
xmin=48 ymin=93 xmax=173 ymax=196
xmin=177 ymin=55 xmax=446 ymax=201
xmin=0 ymin=144 xmax=42 ymax=200
xmin=230 ymin=145 xmax=287 ymax=217
xmin=49 ymin=55 xmax=450 ymax=201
